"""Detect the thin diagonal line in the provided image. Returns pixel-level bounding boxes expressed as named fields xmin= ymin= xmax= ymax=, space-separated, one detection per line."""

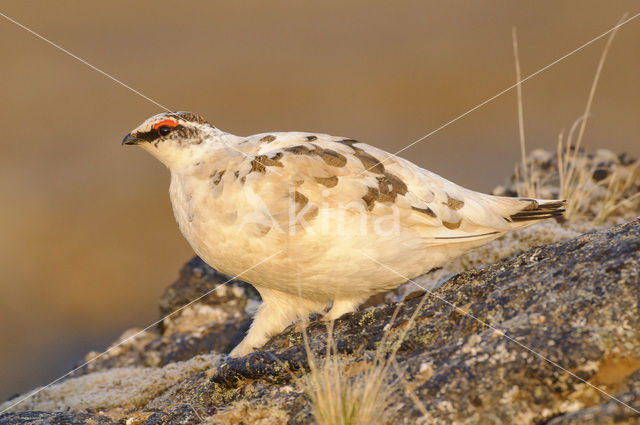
xmin=358 ymin=12 xmax=640 ymax=175
xmin=358 ymin=250 xmax=640 ymax=415
xmin=0 ymin=11 xmax=284 ymax=177
xmin=0 ymin=250 xmax=282 ymax=414
xmin=0 ymin=11 xmax=172 ymax=112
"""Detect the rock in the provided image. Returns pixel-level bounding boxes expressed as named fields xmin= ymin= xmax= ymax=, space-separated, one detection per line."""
xmin=0 ymin=411 xmax=115 ymax=425
xmin=2 ymin=219 xmax=639 ymax=424
xmin=67 ymin=258 xmax=259 ymax=378
xmin=158 ymin=256 xmax=260 ymax=320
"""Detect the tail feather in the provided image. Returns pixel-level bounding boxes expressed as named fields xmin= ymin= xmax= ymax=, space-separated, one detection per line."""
xmin=508 ymin=199 xmax=566 ymax=223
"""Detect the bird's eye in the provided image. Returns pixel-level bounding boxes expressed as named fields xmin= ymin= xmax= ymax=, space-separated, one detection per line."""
xmin=157 ymin=125 xmax=173 ymax=136
xmin=153 ymin=119 xmax=178 ymax=137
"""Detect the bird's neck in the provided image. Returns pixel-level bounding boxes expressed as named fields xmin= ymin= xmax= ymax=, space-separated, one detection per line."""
xmin=162 ymin=133 xmax=245 ymax=178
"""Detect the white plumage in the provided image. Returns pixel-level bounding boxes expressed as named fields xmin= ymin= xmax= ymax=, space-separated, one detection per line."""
xmin=123 ymin=111 xmax=565 ymax=357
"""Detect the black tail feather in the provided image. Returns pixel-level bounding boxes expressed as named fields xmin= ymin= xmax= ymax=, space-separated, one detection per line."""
xmin=510 ymin=209 xmax=565 ymax=222
xmin=509 ymin=199 xmax=567 ymax=222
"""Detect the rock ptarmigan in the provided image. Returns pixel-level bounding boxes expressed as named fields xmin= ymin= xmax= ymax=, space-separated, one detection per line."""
xmin=123 ymin=111 xmax=565 ymax=357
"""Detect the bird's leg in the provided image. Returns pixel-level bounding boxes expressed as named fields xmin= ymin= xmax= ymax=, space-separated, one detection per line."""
xmin=229 ymin=288 xmax=322 ymax=358
xmin=323 ymin=297 xmax=364 ymax=321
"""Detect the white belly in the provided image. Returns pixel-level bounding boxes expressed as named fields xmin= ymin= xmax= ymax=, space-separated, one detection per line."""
xmin=169 ymin=174 xmax=462 ymax=303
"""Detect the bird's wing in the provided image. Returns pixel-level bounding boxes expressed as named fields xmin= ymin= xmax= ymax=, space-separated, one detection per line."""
xmin=234 ymin=132 xmax=561 ymax=242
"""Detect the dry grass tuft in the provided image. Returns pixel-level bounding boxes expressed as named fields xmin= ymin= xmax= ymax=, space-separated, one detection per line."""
xmin=557 ymin=14 xmax=626 ymax=222
xmin=513 ymin=15 xmax=637 ymax=225
xmin=591 ymin=160 xmax=640 ymax=225
xmin=299 ymin=295 xmax=428 ymax=425
xmin=303 ymin=337 xmax=390 ymax=425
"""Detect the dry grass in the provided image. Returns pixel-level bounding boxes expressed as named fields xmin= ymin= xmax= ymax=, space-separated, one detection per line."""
xmin=513 ymin=14 xmax=637 ymax=225
xmin=557 ymin=14 xmax=626 ymax=222
xmin=512 ymin=27 xmax=538 ymax=199
xmin=301 ymin=330 xmax=392 ymax=425
xmin=592 ymin=161 xmax=640 ymax=225
xmin=298 ymin=294 xmax=428 ymax=425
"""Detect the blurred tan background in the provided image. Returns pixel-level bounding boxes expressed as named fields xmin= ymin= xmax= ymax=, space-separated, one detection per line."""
xmin=1 ymin=0 xmax=639 ymax=401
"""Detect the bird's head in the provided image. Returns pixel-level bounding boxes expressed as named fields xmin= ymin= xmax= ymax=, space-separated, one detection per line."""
xmin=122 ymin=111 xmax=218 ymax=168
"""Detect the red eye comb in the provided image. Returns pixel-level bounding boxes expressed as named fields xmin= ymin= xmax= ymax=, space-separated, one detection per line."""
xmin=153 ymin=120 xmax=178 ymax=130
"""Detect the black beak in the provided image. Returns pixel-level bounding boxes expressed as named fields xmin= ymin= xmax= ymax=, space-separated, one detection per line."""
xmin=122 ymin=133 xmax=143 ymax=146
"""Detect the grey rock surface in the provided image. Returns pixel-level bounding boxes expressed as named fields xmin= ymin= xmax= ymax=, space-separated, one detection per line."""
xmin=65 ymin=258 xmax=258 ymax=378
xmin=2 ymin=219 xmax=639 ymax=424
xmin=0 ymin=411 xmax=115 ymax=425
